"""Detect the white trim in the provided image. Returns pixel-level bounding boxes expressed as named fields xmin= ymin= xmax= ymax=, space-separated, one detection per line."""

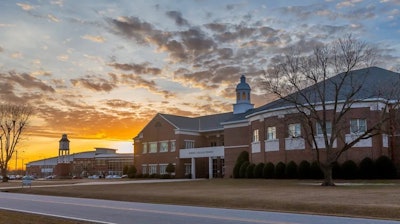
xmin=285 ymin=138 xmax=305 ymax=150
xmin=265 ymin=139 xmax=279 ymax=151
xmin=174 ymin=130 xmax=201 ymax=136
xmin=246 ymin=98 xmax=391 ymax=121
xmin=251 ymin=141 xmax=261 ymax=153
xmin=224 ymin=145 xmax=249 ymax=149
xmin=179 ymin=146 xmax=224 ymax=158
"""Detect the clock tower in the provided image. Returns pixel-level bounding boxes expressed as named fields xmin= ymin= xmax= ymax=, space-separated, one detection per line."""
xmin=58 ymin=134 xmax=70 ymax=163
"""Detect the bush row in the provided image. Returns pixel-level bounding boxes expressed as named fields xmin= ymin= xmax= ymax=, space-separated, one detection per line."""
xmin=233 ymin=155 xmax=398 ymax=179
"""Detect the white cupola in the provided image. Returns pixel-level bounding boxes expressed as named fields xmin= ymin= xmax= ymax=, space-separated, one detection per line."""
xmin=233 ymin=75 xmax=254 ymax=114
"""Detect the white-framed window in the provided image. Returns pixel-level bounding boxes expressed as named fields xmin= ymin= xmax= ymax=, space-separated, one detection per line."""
xmin=142 ymin=143 xmax=147 ymax=154
xmin=350 ymin=119 xmax=366 ymax=134
xmin=159 ymin=164 xmax=168 ymax=175
xmin=267 ymin=127 xmax=276 ymax=140
xmin=160 ymin=141 xmax=168 ymax=152
xmin=149 ymin=142 xmax=157 ymax=153
xmin=288 ymin=123 xmax=301 ymax=138
xmin=149 ymin=164 xmax=157 ymax=174
xmin=142 ymin=164 xmax=147 ymax=174
xmin=185 ymin=163 xmax=192 ymax=175
xmin=170 ymin=140 xmax=176 ymax=152
xmin=185 ymin=140 xmax=195 ymax=149
xmin=316 ymin=121 xmax=332 ymax=136
xmin=252 ymin=129 xmax=259 ymax=142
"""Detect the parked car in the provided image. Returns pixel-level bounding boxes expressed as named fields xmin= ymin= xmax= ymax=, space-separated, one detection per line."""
xmin=22 ymin=175 xmax=35 ymax=180
xmin=88 ymin=175 xmax=99 ymax=179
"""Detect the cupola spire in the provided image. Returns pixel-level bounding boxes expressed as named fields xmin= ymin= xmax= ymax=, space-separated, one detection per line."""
xmin=233 ymin=74 xmax=254 ymax=114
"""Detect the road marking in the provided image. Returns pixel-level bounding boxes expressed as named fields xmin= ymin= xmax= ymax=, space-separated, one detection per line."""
xmin=0 ymin=206 xmax=116 ymax=224
xmin=0 ymin=194 xmax=299 ymax=224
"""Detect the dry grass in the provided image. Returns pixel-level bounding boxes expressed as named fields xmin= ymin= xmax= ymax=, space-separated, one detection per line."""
xmin=2 ymin=178 xmax=400 ymax=222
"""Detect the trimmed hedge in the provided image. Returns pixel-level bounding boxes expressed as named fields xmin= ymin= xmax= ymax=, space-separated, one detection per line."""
xmin=285 ymin=161 xmax=298 ymax=179
xmin=233 ymin=151 xmax=249 ymax=178
xmin=263 ymin=162 xmax=275 ymax=179
xmin=239 ymin=161 xmax=250 ymax=178
xmin=342 ymin=160 xmax=358 ymax=179
xmin=375 ymin=155 xmax=397 ymax=179
xmin=254 ymin=163 xmax=264 ymax=178
xmin=359 ymin=157 xmax=375 ymax=179
xmin=275 ymin=162 xmax=286 ymax=179
xmin=298 ymin=160 xmax=311 ymax=179
xmin=310 ymin=161 xmax=323 ymax=179
xmin=246 ymin=163 xmax=256 ymax=178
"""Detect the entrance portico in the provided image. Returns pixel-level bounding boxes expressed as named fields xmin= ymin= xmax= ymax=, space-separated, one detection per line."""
xmin=179 ymin=146 xmax=224 ymax=179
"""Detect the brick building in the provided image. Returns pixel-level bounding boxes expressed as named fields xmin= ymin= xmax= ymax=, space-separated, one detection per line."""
xmin=26 ymin=147 xmax=134 ymax=178
xmin=133 ymin=67 xmax=400 ymax=179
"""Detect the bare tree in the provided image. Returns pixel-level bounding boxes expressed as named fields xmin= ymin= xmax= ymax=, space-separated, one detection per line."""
xmin=0 ymin=104 xmax=32 ymax=182
xmin=263 ymin=35 xmax=399 ymax=186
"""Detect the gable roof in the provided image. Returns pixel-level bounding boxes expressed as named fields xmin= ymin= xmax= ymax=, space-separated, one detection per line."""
xmin=160 ymin=112 xmax=235 ymax=132
xmin=250 ymin=66 xmax=400 ymax=116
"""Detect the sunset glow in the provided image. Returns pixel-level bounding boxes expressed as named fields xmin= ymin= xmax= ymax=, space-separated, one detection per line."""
xmin=1 ymin=0 xmax=399 ymax=167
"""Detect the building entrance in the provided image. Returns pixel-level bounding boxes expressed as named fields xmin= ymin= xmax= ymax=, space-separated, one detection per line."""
xmin=212 ymin=158 xmax=224 ymax=178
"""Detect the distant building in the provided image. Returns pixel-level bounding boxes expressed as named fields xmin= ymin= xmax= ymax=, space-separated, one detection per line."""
xmin=26 ymin=136 xmax=134 ymax=178
xmin=133 ymin=67 xmax=400 ymax=179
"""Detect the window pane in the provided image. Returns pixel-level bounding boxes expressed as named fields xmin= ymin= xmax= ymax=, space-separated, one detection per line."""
xmin=267 ymin=127 xmax=276 ymax=140
xmin=289 ymin=123 xmax=301 ymax=137
xmin=149 ymin=143 xmax=157 ymax=153
xmin=170 ymin=141 xmax=176 ymax=152
xmin=160 ymin=142 xmax=168 ymax=152
xmin=253 ymin=129 xmax=259 ymax=142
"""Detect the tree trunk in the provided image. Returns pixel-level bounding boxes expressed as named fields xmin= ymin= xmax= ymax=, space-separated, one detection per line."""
xmin=1 ymin=168 xmax=8 ymax=183
xmin=321 ymin=165 xmax=335 ymax=186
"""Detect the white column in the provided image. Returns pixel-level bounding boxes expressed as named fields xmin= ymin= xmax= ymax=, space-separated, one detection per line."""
xmin=208 ymin=157 xmax=213 ymax=179
xmin=191 ymin=157 xmax=196 ymax=179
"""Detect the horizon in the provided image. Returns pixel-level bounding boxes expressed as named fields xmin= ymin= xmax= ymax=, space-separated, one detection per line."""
xmin=1 ymin=0 xmax=399 ymax=167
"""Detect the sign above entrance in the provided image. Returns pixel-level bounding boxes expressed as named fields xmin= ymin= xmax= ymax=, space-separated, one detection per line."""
xmin=180 ymin=146 xmax=224 ymax=158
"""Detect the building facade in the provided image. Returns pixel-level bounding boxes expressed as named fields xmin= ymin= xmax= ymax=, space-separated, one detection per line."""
xmin=133 ymin=67 xmax=400 ymax=179
xmin=26 ymin=138 xmax=134 ymax=178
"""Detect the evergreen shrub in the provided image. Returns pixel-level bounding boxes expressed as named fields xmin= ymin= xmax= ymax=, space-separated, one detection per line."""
xmin=285 ymin=161 xmax=298 ymax=179
xmin=275 ymin=162 xmax=286 ymax=179
xmin=263 ymin=162 xmax=275 ymax=179
xmin=341 ymin=160 xmax=358 ymax=179
xmin=375 ymin=155 xmax=397 ymax=179
xmin=298 ymin=160 xmax=310 ymax=179
xmin=239 ymin=161 xmax=250 ymax=178
xmin=246 ymin=163 xmax=256 ymax=178
xmin=310 ymin=161 xmax=323 ymax=179
xmin=254 ymin=163 xmax=264 ymax=178
xmin=233 ymin=151 xmax=249 ymax=178
xmin=359 ymin=157 xmax=375 ymax=179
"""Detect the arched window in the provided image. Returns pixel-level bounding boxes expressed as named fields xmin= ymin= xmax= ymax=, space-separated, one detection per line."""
xmin=242 ymin=92 xmax=246 ymax=100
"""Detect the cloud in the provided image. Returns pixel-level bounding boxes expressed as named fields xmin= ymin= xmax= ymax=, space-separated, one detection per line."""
xmin=118 ymin=73 xmax=176 ymax=98
xmin=47 ymin=14 xmax=60 ymax=22
xmin=16 ymin=3 xmax=34 ymax=11
xmin=82 ymin=35 xmax=106 ymax=43
xmin=166 ymin=11 xmax=189 ymax=26
xmin=11 ymin=52 xmax=23 ymax=58
xmin=0 ymin=46 xmax=3 ymax=52
xmin=108 ymin=62 xmax=161 ymax=75
xmin=0 ymin=71 xmax=55 ymax=92
xmin=336 ymin=0 xmax=363 ymax=8
xmin=70 ymin=75 xmax=116 ymax=92
xmin=107 ymin=16 xmax=168 ymax=46
xmin=57 ymin=54 xmax=69 ymax=61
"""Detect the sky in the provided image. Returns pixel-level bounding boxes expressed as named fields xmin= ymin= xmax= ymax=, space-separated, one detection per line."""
xmin=1 ymin=0 xmax=399 ymax=168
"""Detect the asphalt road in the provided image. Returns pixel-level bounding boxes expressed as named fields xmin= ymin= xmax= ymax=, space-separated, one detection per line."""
xmin=0 ymin=192 xmax=399 ymax=224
